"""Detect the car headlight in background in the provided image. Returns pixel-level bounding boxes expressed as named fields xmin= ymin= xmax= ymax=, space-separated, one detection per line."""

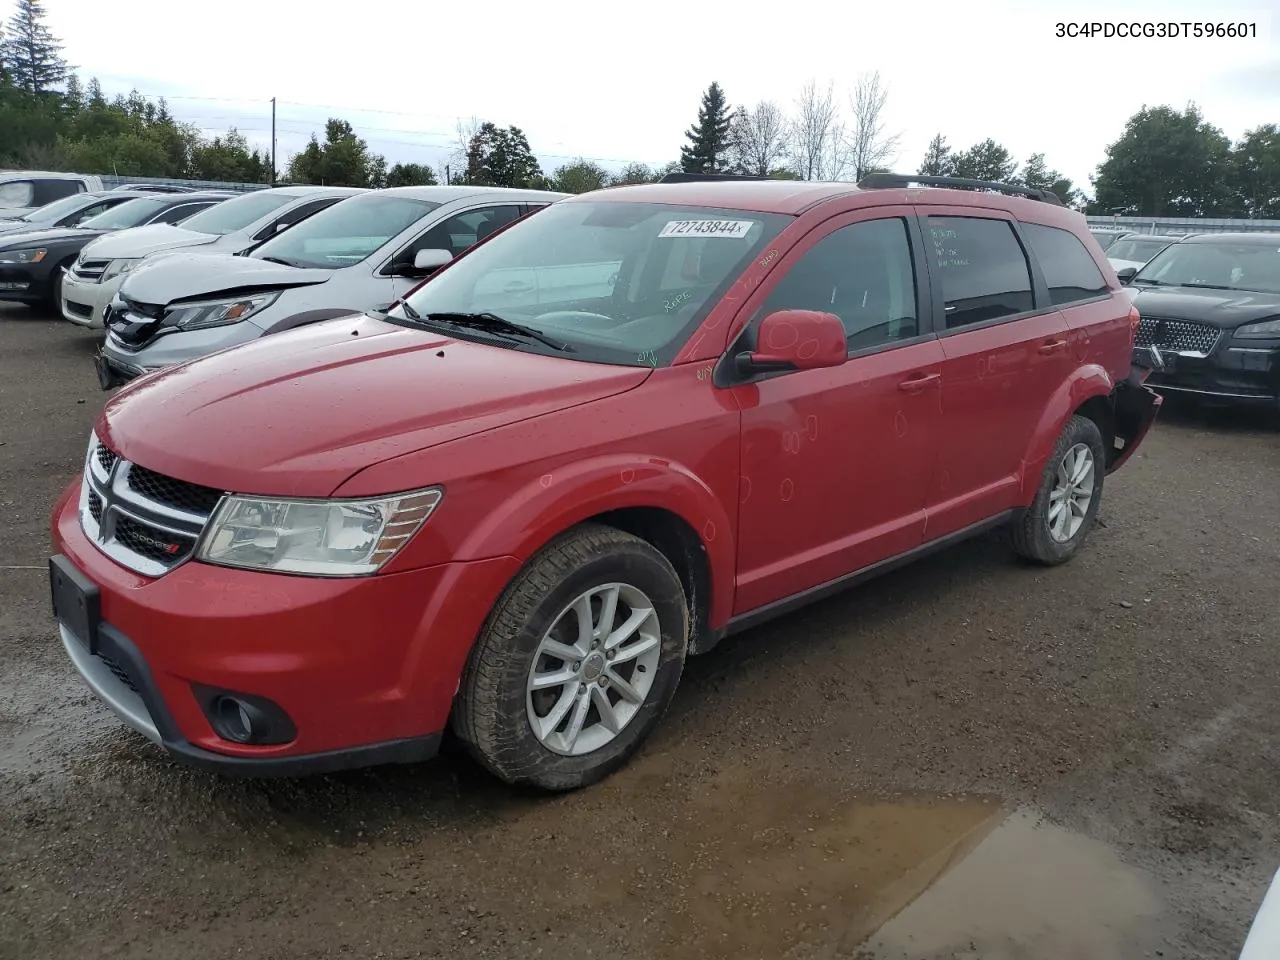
xmin=195 ymin=487 xmax=444 ymax=576
xmin=100 ymin=258 xmax=140 ymax=283
xmin=0 ymin=248 xmax=46 ymax=265
xmin=164 ymin=291 xmax=281 ymax=331
xmin=1235 ymin=318 xmax=1280 ymax=340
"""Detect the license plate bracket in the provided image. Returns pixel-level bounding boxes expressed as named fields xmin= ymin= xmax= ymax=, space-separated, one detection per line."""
xmin=49 ymin=555 xmax=101 ymax=655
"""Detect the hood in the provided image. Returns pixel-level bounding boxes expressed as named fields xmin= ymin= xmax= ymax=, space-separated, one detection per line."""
xmin=80 ymin=223 xmax=219 ymax=261
xmin=1129 ymin=285 xmax=1280 ymax=329
xmin=0 ymin=218 xmax=46 ymax=237
xmin=0 ymin=226 xmax=106 ymax=250
xmin=97 ymin=314 xmax=651 ymax=497
xmin=117 ymin=251 xmax=333 ymax=306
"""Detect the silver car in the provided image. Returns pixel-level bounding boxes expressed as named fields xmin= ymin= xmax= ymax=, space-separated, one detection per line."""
xmin=61 ymin=185 xmax=366 ymax=330
xmin=96 ymin=185 xmax=568 ymax=388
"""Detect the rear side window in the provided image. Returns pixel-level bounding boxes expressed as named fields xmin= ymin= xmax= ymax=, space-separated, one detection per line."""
xmin=35 ymin=179 xmax=84 ymax=204
xmin=1021 ymin=222 xmax=1108 ymax=306
xmin=927 ymin=216 xmax=1033 ymax=329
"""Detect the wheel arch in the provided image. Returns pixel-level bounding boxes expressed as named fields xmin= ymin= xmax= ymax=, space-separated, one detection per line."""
xmin=1018 ymin=364 xmax=1114 ymax=500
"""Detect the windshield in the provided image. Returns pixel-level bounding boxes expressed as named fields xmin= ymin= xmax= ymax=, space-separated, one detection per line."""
xmin=1132 ymin=241 xmax=1280 ymax=293
xmin=19 ymin=193 xmax=97 ymax=224
xmin=178 ymin=190 xmax=295 ymax=236
xmin=392 ymin=200 xmax=793 ymax=367
xmin=251 ymin=194 xmax=439 ymax=269
xmin=80 ymin=197 xmax=175 ymax=230
xmin=1107 ymin=237 xmax=1172 ymax=264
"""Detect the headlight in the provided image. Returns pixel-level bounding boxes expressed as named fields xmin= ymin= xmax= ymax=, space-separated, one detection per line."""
xmin=100 ymin=258 xmax=140 ymax=282
xmin=0 ymin=248 xmax=46 ymax=264
xmin=165 ymin=291 xmax=281 ymax=331
xmin=1235 ymin=318 xmax=1280 ymax=339
xmin=196 ymin=487 xmax=443 ymax=576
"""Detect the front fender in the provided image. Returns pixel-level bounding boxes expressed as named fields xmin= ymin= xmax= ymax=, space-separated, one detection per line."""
xmin=1019 ymin=363 xmax=1114 ymax=497
xmin=453 ymin=454 xmax=736 ymax=628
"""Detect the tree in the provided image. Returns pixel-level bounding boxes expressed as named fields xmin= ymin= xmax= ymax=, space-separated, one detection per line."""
xmin=1091 ymin=104 xmax=1234 ymax=217
xmin=1230 ymin=124 xmax=1280 ymax=219
xmin=728 ymin=100 xmax=789 ymax=177
xmin=845 ymin=71 xmax=900 ymax=181
xmin=464 ymin=122 xmax=542 ymax=188
xmin=611 ymin=162 xmax=657 ymax=185
xmin=286 ymin=118 xmax=386 ymax=187
xmin=386 ymin=162 xmax=438 ymax=187
xmin=917 ymin=133 xmax=955 ymax=177
xmin=189 ymin=128 xmax=272 ymax=183
xmin=549 ymin=158 xmax=610 ymax=194
xmin=952 ymin=139 xmax=1017 ymax=182
xmin=788 ymin=79 xmax=847 ymax=180
xmin=1017 ymin=153 xmax=1078 ymax=206
xmin=679 ymin=81 xmax=735 ymax=174
xmin=0 ymin=0 xmax=69 ymax=95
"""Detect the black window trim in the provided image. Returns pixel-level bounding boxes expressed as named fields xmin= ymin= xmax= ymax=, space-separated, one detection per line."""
xmin=714 ymin=207 xmax=939 ymax=388
xmin=914 ymin=207 xmax=1057 ymax=339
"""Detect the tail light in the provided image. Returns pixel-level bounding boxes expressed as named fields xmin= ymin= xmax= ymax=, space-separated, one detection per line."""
xmin=1127 ymin=303 xmax=1141 ymax=339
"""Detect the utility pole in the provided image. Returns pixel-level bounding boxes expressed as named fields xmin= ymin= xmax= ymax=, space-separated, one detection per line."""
xmin=445 ymin=164 xmax=451 ymax=185
xmin=270 ymin=97 xmax=277 ymax=184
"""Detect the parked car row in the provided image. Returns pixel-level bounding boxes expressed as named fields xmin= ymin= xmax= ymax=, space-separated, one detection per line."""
xmin=46 ymin=170 xmax=1167 ymax=794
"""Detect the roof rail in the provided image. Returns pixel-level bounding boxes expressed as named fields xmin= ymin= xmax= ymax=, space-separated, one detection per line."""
xmin=857 ymin=172 xmax=1065 ymax=206
xmin=657 ymin=172 xmax=775 ymax=184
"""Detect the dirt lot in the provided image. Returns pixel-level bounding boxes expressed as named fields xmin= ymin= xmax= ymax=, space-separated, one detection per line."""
xmin=2 ymin=302 xmax=1279 ymax=960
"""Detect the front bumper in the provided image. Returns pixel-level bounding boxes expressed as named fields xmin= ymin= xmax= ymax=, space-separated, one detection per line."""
xmin=98 ymin=321 xmax=264 ymax=390
xmin=0 ymin=261 xmax=53 ymax=303
xmin=61 ymin=270 xmax=122 ymax=329
xmin=49 ymin=482 xmax=522 ymax=776
xmin=1144 ymin=340 xmax=1280 ymax=406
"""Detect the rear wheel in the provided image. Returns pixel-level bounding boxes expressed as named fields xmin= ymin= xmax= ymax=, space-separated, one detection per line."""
xmin=1008 ymin=415 xmax=1106 ymax=565
xmin=452 ymin=524 xmax=689 ymax=791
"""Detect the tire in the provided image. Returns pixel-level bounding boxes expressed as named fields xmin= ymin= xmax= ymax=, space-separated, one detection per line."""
xmin=1008 ymin=414 xmax=1106 ymax=566
xmin=47 ymin=269 xmax=65 ymax=313
xmin=452 ymin=523 xmax=689 ymax=791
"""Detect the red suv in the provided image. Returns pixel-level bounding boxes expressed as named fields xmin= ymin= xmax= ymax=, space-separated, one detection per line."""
xmin=48 ymin=173 xmax=1161 ymax=791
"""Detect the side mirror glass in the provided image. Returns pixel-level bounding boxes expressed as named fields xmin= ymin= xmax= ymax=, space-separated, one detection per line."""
xmin=413 ymin=248 xmax=452 ymax=272
xmin=1116 ymin=266 xmax=1138 ymax=284
xmin=737 ymin=309 xmax=847 ymax=376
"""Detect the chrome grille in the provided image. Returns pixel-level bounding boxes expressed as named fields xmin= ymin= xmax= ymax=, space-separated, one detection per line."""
xmin=71 ymin=258 xmax=110 ymax=282
xmin=79 ymin=435 xmax=225 ymax=577
xmin=1135 ymin=316 xmax=1221 ymax=355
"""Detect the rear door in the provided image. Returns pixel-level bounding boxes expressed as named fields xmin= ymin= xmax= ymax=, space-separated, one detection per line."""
xmin=919 ymin=206 xmax=1076 ymax=538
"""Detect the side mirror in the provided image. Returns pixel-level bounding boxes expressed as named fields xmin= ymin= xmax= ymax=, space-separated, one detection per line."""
xmin=275 ymin=222 xmax=291 ymax=233
xmin=1116 ymin=266 xmax=1138 ymax=284
xmin=736 ymin=309 xmax=847 ymax=377
xmin=414 ymin=248 xmax=452 ymax=272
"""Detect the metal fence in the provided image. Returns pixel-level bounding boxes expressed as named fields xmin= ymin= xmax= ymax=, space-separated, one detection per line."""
xmin=1085 ymin=216 xmax=1280 ymax=236
xmin=100 ymin=174 xmax=271 ymax=193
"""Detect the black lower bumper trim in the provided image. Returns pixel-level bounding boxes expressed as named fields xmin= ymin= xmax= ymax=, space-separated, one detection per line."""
xmin=163 ymin=731 xmax=443 ymax=778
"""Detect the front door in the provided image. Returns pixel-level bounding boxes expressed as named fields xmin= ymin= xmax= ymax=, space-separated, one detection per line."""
xmin=728 ymin=208 xmax=945 ymax=613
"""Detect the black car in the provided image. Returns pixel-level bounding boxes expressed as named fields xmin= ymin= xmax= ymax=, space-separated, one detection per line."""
xmin=0 ymin=191 xmax=233 ymax=309
xmin=1126 ymin=232 xmax=1280 ymax=408
xmin=0 ymin=189 xmax=144 ymax=239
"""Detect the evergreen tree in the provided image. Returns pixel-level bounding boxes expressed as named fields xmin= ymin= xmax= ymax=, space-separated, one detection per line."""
xmin=952 ymin=139 xmax=1017 ymax=182
xmin=679 ymin=82 xmax=734 ymax=174
xmin=0 ymin=0 xmax=69 ymax=95
xmin=918 ymin=133 xmax=955 ymax=177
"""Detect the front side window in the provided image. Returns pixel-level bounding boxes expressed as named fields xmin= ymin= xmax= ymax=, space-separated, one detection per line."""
xmin=1106 ymin=237 xmax=1174 ymax=265
xmin=1133 ymin=242 xmax=1280 ymax=294
xmin=79 ymin=197 xmax=176 ymax=230
xmin=927 ymin=216 xmax=1034 ymax=328
xmin=1021 ymin=222 xmax=1109 ymax=306
xmin=251 ymin=194 xmax=439 ymax=269
xmin=410 ymin=205 xmax=523 ymax=259
xmin=178 ymin=190 xmax=297 ymax=236
xmin=392 ymin=200 xmax=792 ymax=367
xmin=760 ymin=217 xmax=919 ymax=351
xmin=150 ymin=202 xmax=216 ymax=224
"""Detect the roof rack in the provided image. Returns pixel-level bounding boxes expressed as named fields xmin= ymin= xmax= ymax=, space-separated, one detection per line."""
xmin=657 ymin=172 xmax=774 ymax=184
xmin=857 ymin=172 xmax=1065 ymax=206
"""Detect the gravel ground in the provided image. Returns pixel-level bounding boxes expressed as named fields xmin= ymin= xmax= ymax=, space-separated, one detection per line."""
xmin=2 ymin=303 xmax=1279 ymax=960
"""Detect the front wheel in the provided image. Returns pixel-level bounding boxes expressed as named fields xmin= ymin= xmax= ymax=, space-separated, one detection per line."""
xmin=452 ymin=523 xmax=689 ymax=791
xmin=1008 ymin=414 xmax=1106 ymax=565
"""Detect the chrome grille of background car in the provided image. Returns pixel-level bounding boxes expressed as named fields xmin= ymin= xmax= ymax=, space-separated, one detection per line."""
xmin=70 ymin=258 xmax=110 ymax=282
xmin=79 ymin=435 xmax=225 ymax=577
xmin=1135 ymin=316 xmax=1221 ymax=356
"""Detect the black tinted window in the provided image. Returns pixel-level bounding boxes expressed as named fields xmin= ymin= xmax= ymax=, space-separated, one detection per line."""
xmin=412 ymin=205 xmax=523 ymax=259
xmin=762 ymin=218 xmax=919 ymax=350
xmin=1022 ymin=222 xmax=1108 ymax=306
xmin=927 ymin=217 xmax=1033 ymax=329
xmin=151 ymin=202 xmax=215 ymax=224
xmin=35 ymin=179 xmax=84 ymax=203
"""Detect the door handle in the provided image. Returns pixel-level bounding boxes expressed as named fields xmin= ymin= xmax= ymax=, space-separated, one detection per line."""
xmin=504 ymin=281 xmax=534 ymax=293
xmin=898 ymin=372 xmax=941 ymax=393
xmin=1038 ymin=338 xmax=1069 ymax=355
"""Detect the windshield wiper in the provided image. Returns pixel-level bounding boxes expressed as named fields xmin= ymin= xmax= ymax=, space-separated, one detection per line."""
xmin=1179 ymin=282 xmax=1234 ymax=291
xmin=420 ymin=311 xmax=575 ymax=352
xmin=258 ymin=256 xmax=300 ymax=268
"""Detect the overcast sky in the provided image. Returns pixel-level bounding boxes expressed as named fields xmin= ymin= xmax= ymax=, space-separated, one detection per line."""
xmin=34 ymin=0 xmax=1280 ymax=194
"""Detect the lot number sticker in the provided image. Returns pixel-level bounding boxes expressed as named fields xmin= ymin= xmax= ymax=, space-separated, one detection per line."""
xmin=659 ymin=219 xmax=755 ymax=239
